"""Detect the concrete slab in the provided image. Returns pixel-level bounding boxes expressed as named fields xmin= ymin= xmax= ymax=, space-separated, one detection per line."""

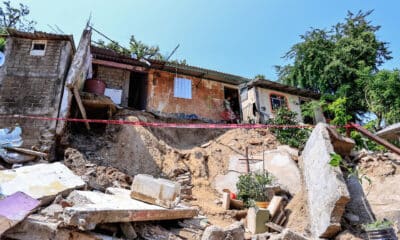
xmin=63 ymin=188 xmax=198 ymax=230
xmin=214 ymin=149 xmax=301 ymax=195
xmin=0 ymin=192 xmax=40 ymax=236
xmin=302 ymin=123 xmax=350 ymax=238
xmin=3 ymin=214 xmax=120 ymax=240
xmin=0 ymin=162 xmax=85 ymax=204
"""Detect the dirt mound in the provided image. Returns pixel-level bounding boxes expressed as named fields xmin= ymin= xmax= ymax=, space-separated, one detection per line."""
xmin=64 ymin=148 xmax=132 ymax=191
xmin=353 ymin=150 xmax=400 ymax=233
xmin=65 ymin=109 xmax=279 ymax=226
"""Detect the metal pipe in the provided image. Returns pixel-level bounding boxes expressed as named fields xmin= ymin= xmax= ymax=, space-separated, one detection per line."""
xmin=349 ymin=123 xmax=400 ymax=155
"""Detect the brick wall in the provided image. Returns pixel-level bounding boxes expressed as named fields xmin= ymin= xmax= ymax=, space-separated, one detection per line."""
xmin=96 ymin=65 xmax=130 ymax=89
xmin=0 ymin=37 xmax=73 ymax=147
xmin=94 ymin=65 xmax=130 ymax=106
xmin=146 ymin=69 xmax=236 ymax=122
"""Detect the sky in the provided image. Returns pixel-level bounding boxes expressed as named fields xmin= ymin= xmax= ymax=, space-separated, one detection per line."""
xmin=13 ymin=0 xmax=400 ymax=80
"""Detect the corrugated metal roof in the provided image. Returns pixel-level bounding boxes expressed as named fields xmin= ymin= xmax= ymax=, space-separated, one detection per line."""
xmin=6 ymin=29 xmax=76 ymax=52
xmin=91 ymin=45 xmax=321 ymax=98
xmin=247 ymin=79 xmax=321 ymax=100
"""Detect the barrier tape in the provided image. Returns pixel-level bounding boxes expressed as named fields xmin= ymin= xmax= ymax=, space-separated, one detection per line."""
xmin=0 ymin=114 xmax=349 ymax=129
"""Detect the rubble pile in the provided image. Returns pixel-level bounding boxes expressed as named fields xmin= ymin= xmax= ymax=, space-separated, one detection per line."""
xmin=1 ymin=118 xmax=400 ymax=239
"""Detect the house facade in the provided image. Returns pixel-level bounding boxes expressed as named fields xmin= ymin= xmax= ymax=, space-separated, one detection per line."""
xmin=0 ymin=29 xmax=75 ymax=147
xmin=240 ymin=79 xmax=325 ymax=124
xmin=91 ymin=46 xmax=247 ymax=122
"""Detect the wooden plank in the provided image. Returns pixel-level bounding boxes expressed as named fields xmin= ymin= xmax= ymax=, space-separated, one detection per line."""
xmin=0 ymin=192 xmax=40 ymax=236
xmin=266 ymin=196 xmax=283 ymax=219
xmin=4 ymin=214 xmax=121 ymax=240
xmin=265 ymin=222 xmax=284 ymax=233
xmin=5 ymin=147 xmax=48 ymax=158
xmin=92 ymin=59 xmax=147 ymax=72
xmin=73 ymin=87 xmax=91 ymax=130
xmin=63 ymin=189 xmax=198 ymax=230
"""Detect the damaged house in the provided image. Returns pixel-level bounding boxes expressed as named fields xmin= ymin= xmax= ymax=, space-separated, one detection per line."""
xmin=240 ymin=78 xmax=325 ymax=124
xmin=91 ymin=45 xmax=324 ymax=124
xmin=0 ymin=29 xmax=75 ymax=148
xmin=91 ymin=46 xmax=248 ymax=122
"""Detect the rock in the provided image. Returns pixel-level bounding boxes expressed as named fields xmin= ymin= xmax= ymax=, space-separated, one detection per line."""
xmin=214 ymin=149 xmax=301 ymax=195
xmin=269 ymin=228 xmax=310 ymax=240
xmin=201 ymin=222 xmax=245 ymax=240
xmin=326 ymin=127 xmax=355 ymax=157
xmin=301 ymin=123 xmax=350 ymax=238
xmin=131 ymin=174 xmax=181 ymax=209
xmin=335 ymin=230 xmax=363 ymax=240
xmin=120 ymin=222 xmax=137 ymax=240
xmin=344 ymin=213 xmax=360 ymax=224
xmin=345 ymin=175 xmax=374 ymax=224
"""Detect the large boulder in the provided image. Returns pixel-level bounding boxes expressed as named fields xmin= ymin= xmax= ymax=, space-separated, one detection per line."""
xmin=302 ymin=123 xmax=351 ymax=238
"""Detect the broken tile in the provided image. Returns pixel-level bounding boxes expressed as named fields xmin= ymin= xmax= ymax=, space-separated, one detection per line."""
xmin=0 ymin=192 xmax=40 ymax=236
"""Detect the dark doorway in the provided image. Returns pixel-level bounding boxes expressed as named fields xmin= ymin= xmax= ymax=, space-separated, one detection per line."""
xmin=128 ymin=72 xmax=148 ymax=110
xmin=224 ymin=87 xmax=241 ymax=120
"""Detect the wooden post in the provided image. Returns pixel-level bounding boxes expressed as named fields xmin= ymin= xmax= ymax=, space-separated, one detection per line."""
xmin=73 ymin=87 xmax=90 ymax=130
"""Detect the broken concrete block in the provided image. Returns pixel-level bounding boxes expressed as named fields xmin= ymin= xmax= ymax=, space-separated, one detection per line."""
xmin=131 ymin=174 xmax=181 ymax=209
xmin=3 ymin=214 xmax=121 ymax=240
xmin=0 ymin=192 xmax=40 ymax=236
xmin=270 ymin=228 xmax=310 ymax=240
xmin=201 ymin=222 xmax=244 ymax=240
xmin=120 ymin=222 xmax=137 ymax=240
xmin=63 ymin=189 xmax=197 ymax=230
xmin=247 ymin=207 xmax=269 ymax=234
xmin=302 ymin=123 xmax=350 ymax=238
xmin=267 ymin=196 xmax=284 ymax=219
xmin=0 ymin=162 xmax=85 ymax=204
xmin=214 ymin=149 xmax=301 ymax=195
xmin=222 ymin=192 xmax=230 ymax=210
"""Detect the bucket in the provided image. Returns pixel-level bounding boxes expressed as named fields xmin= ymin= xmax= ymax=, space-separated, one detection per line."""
xmin=366 ymin=228 xmax=397 ymax=240
xmin=255 ymin=201 xmax=269 ymax=209
xmin=84 ymin=79 xmax=106 ymax=95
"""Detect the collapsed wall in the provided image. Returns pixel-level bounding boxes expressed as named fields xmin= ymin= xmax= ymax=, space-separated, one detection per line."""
xmin=0 ymin=31 xmax=74 ymax=148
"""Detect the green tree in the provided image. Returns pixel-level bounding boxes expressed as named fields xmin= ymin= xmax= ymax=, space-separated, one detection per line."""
xmin=254 ymin=74 xmax=266 ymax=79
xmin=129 ymin=35 xmax=163 ymax=60
xmin=362 ymin=68 xmax=400 ymax=127
xmin=0 ymin=1 xmax=36 ymax=32
xmin=276 ymin=10 xmax=392 ymax=119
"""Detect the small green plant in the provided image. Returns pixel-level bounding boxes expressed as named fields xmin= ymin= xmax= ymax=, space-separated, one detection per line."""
xmin=329 ymin=153 xmax=371 ymax=185
xmin=362 ymin=220 xmax=393 ymax=231
xmin=236 ymin=171 xmax=273 ymax=207
xmin=268 ymin=107 xmax=310 ymax=148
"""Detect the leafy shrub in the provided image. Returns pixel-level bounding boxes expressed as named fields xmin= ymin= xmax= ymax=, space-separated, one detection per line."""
xmin=236 ymin=171 xmax=273 ymax=207
xmin=363 ymin=220 xmax=393 ymax=231
xmin=268 ymin=107 xmax=310 ymax=148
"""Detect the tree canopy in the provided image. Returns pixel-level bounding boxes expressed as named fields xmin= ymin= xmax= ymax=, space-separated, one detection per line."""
xmin=0 ymin=0 xmax=36 ymax=32
xmin=276 ymin=10 xmax=392 ymax=120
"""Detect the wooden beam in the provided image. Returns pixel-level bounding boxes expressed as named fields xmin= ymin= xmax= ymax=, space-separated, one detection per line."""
xmin=73 ymin=87 xmax=90 ymax=130
xmin=92 ymin=59 xmax=147 ymax=72
xmin=5 ymin=147 xmax=48 ymax=159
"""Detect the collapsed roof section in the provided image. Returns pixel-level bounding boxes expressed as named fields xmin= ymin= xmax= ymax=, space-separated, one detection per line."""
xmin=91 ymin=45 xmax=321 ymax=99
